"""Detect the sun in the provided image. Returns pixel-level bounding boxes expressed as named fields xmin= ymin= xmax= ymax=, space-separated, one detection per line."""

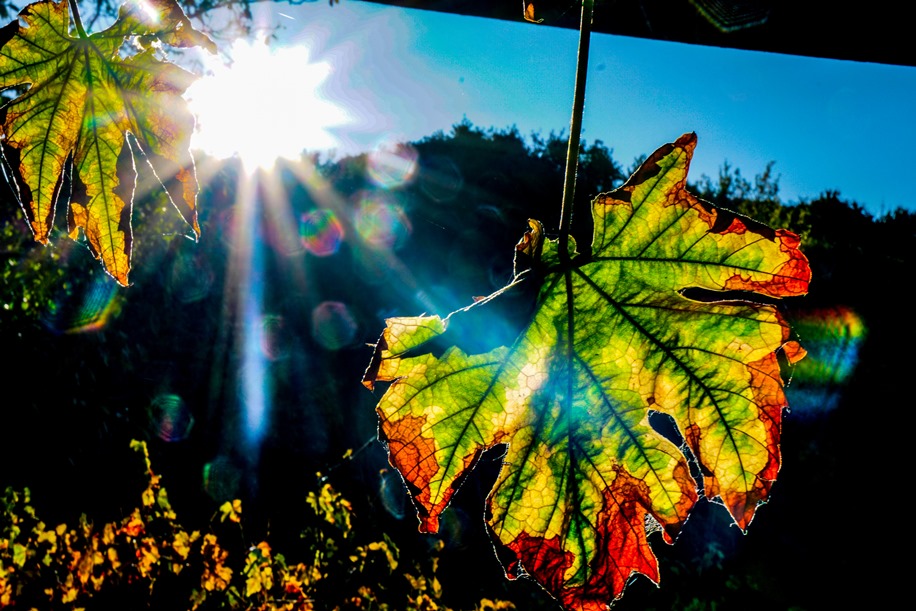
xmin=185 ymin=39 xmax=349 ymax=171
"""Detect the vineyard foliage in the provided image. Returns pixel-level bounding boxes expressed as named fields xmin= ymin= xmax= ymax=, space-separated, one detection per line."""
xmin=0 ymin=440 xmax=514 ymax=610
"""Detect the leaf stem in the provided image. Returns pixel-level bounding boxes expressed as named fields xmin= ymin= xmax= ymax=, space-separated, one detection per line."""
xmin=559 ymin=0 xmax=594 ymax=261
xmin=68 ymin=0 xmax=88 ymax=39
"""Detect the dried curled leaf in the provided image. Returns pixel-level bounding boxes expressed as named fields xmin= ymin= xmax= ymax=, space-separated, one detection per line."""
xmin=523 ymin=2 xmax=544 ymax=23
xmin=0 ymin=0 xmax=215 ymax=285
xmin=363 ymin=133 xmax=811 ymax=610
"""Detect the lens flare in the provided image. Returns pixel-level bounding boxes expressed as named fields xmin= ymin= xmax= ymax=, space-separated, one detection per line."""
xmin=299 ymin=208 xmax=344 ymax=256
xmin=260 ymin=315 xmax=289 ymax=361
xmin=792 ymin=306 xmax=865 ymax=385
xmin=366 ymin=142 xmax=418 ymax=189
xmin=354 ymin=191 xmax=412 ymax=249
xmin=203 ymin=455 xmax=243 ymax=503
xmin=438 ymin=506 xmax=471 ymax=550
xmin=419 ymin=154 xmax=464 ymax=202
xmin=785 ymin=305 xmax=866 ymax=415
xmin=147 ymin=394 xmax=194 ymax=442
xmin=350 ymin=248 xmax=391 ymax=286
xmin=216 ymin=205 xmax=246 ymax=251
xmin=378 ymin=469 xmax=407 ymax=520
xmin=43 ymin=274 xmax=121 ymax=334
xmin=265 ymin=213 xmax=307 ymax=258
xmin=241 ymin=304 xmax=272 ymax=447
xmin=136 ymin=0 xmax=161 ymax=23
xmin=238 ymin=204 xmax=271 ymax=450
xmin=311 ymin=301 xmax=358 ymax=350
xmin=168 ymin=254 xmax=215 ymax=304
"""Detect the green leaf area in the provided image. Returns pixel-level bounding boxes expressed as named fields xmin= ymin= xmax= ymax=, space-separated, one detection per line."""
xmin=0 ymin=0 xmax=214 ymax=285
xmin=363 ymin=133 xmax=811 ymax=611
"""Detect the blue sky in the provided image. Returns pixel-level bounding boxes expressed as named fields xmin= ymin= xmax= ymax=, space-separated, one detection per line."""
xmin=224 ymin=1 xmax=916 ymax=216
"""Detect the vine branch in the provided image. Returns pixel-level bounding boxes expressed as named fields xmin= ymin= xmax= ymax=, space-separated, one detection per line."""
xmin=559 ymin=0 xmax=594 ymax=261
xmin=68 ymin=0 xmax=88 ymax=39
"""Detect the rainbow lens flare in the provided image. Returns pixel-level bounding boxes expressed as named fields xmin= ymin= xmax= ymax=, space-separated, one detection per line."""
xmin=147 ymin=394 xmax=195 ymax=442
xmin=42 ymin=274 xmax=121 ymax=334
xmin=299 ymin=208 xmax=344 ymax=256
xmin=366 ymin=142 xmax=418 ymax=189
xmin=354 ymin=192 xmax=412 ymax=250
xmin=202 ymin=455 xmax=243 ymax=503
xmin=311 ymin=301 xmax=358 ymax=350
xmin=786 ymin=305 xmax=867 ymax=415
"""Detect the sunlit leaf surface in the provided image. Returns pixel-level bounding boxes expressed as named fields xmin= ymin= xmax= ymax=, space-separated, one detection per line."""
xmin=363 ymin=133 xmax=811 ymax=610
xmin=0 ymin=0 xmax=214 ymax=284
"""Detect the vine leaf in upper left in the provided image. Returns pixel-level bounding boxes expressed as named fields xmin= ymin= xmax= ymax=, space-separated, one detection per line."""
xmin=0 ymin=0 xmax=216 ymax=285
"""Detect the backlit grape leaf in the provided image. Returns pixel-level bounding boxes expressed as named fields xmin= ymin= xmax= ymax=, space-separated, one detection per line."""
xmin=0 ymin=0 xmax=215 ymax=285
xmin=363 ymin=133 xmax=811 ymax=610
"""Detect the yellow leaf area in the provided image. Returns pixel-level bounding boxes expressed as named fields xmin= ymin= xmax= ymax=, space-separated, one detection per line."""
xmin=363 ymin=134 xmax=811 ymax=611
xmin=0 ymin=0 xmax=213 ymax=285
xmin=0 ymin=442 xmax=323 ymax=610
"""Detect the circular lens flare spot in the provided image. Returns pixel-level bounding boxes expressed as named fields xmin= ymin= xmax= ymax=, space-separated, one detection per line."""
xmin=260 ymin=315 xmax=289 ymax=361
xmin=354 ymin=192 xmax=412 ymax=249
xmin=300 ymin=209 xmax=344 ymax=256
xmin=351 ymin=248 xmax=390 ymax=286
xmin=168 ymin=255 xmax=214 ymax=304
xmin=378 ymin=469 xmax=407 ymax=520
xmin=367 ymin=142 xmax=418 ymax=189
xmin=147 ymin=394 xmax=194 ymax=442
xmin=311 ymin=301 xmax=358 ymax=350
xmin=203 ymin=456 xmax=243 ymax=503
xmin=419 ymin=155 xmax=464 ymax=202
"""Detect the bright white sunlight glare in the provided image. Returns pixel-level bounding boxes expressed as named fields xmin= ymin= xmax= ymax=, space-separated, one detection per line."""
xmin=185 ymin=39 xmax=349 ymax=171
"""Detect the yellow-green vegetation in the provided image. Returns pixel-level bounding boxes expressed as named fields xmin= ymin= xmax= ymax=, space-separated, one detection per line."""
xmin=0 ymin=440 xmax=515 ymax=610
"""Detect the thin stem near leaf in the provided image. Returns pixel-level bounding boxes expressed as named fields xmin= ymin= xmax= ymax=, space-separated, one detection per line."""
xmin=559 ymin=0 xmax=594 ymax=262
xmin=68 ymin=0 xmax=88 ymax=39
